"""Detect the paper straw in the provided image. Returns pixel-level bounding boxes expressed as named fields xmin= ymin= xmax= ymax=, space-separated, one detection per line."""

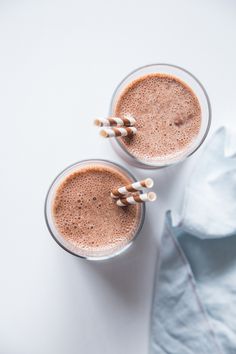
xmin=111 ymin=178 xmax=154 ymax=199
xmin=94 ymin=116 xmax=136 ymax=127
xmin=116 ymin=192 xmax=157 ymax=207
xmin=100 ymin=127 xmax=137 ymax=138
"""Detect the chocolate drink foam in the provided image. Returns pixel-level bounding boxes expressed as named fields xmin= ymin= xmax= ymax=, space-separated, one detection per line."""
xmin=115 ymin=73 xmax=201 ymax=162
xmin=52 ymin=164 xmax=141 ymax=255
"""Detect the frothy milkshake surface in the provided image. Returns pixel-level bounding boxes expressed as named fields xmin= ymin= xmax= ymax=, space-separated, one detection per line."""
xmin=52 ymin=163 xmax=141 ymax=256
xmin=115 ymin=73 xmax=201 ymax=162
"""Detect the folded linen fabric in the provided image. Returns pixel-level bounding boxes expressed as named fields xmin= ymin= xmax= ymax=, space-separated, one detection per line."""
xmin=150 ymin=128 xmax=236 ymax=354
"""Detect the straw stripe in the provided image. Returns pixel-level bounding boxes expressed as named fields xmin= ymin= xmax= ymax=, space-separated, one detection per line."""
xmin=100 ymin=127 xmax=137 ymax=138
xmin=111 ymin=178 xmax=154 ymax=198
xmin=94 ymin=116 xmax=136 ymax=127
xmin=117 ymin=192 xmax=157 ymax=207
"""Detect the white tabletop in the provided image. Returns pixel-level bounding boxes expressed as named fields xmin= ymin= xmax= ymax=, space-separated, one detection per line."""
xmin=1 ymin=1 xmax=236 ymax=353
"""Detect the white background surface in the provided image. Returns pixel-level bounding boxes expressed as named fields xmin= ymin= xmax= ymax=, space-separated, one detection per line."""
xmin=0 ymin=1 xmax=235 ymax=353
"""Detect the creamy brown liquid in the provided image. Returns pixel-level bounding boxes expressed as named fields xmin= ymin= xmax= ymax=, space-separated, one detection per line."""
xmin=52 ymin=164 xmax=141 ymax=256
xmin=115 ymin=74 xmax=201 ymax=162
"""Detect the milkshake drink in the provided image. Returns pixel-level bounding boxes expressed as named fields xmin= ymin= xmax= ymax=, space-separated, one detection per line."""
xmin=45 ymin=160 xmax=144 ymax=260
xmin=109 ymin=64 xmax=211 ymax=168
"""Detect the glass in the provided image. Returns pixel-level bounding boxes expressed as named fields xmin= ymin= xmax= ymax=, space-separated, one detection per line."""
xmin=109 ymin=63 xmax=211 ymax=169
xmin=45 ymin=159 xmax=145 ymax=261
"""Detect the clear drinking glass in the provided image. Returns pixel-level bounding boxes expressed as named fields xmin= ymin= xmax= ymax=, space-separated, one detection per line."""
xmin=45 ymin=159 xmax=145 ymax=261
xmin=109 ymin=63 xmax=211 ymax=169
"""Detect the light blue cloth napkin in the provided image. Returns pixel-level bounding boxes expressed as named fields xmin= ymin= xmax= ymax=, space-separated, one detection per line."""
xmin=150 ymin=128 xmax=236 ymax=354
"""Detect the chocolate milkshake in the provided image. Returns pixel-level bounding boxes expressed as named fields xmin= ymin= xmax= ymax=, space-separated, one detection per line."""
xmin=110 ymin=64 xmax=211 ymax=168
xmin=115 ymin=74 xmax=201 ymax=161
xmin=45 ymin=160 xmax=144 ymax=259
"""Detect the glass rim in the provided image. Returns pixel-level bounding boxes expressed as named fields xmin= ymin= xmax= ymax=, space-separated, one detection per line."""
xmin=44 ymin=159 xmax=146 ymax=261
xmin=109 ymin=63 xmax=212 ymax=168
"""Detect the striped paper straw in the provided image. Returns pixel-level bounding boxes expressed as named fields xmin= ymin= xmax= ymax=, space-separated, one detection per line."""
xmin=100 ymin=127 xmax=137 ymax=138
xmin=117 ymin=192 xmax=157 ymax=207
xmin=94 ymin=116 xmax=136 ymax=127
xmin=111 ymin=178 xmax=154 ymax=199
